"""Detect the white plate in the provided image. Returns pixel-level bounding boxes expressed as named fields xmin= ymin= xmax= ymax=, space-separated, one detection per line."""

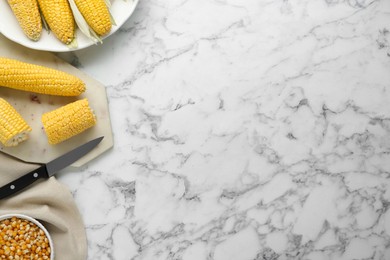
xmin=0 ymin=0 xmax=139 ymax=52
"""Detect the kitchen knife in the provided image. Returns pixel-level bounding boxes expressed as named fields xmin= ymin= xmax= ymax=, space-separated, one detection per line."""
xmin=0 ymin=136 xmax=104 ymax=199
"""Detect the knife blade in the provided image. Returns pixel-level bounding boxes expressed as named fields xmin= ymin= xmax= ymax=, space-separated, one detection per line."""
xmin=0 ymin=136 xmax=104 ymax=199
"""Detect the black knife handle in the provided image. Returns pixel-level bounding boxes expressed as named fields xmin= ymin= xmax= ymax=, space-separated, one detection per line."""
xmin=0 ymin=165 xmax=49 ymax=199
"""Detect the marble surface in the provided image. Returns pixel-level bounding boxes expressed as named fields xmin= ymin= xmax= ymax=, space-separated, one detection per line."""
xmin=56 ymin=0 xmax=390 ymax=259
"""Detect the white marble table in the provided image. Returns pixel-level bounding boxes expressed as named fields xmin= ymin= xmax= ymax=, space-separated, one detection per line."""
xmin=57 ymin=0 xmax=390 ymax=259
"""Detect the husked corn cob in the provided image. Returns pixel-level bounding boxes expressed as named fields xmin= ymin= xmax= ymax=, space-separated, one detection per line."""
xmin=7 ymin=0 xmax=42 ymax=41
xmin=37 ymin=0 xmax=75 ymax=44
xmin=0 ymin=57 xmax=85 ymax=96
xmin=74 ymin=0 xmax=112 ymax=36
xmin=42 ymin=99 xmax=97 ymax=144
xmin=0 ymin=98 xmax=32 ymax=147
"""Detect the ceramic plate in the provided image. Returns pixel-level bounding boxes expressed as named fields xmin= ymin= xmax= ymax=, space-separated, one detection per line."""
xmin=0 ymin=0 xmax=139 ymax=52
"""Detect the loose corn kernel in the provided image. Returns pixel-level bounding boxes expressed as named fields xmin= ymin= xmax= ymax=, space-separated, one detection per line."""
xmin=0 ymin=98 xmax=32 ymax=147
xmin=0 ymin=57 xmax=86 ymax=96
xmin=7 ymin=0 xmax=42 ymax=41
xmin=0 ymin=217 xmax=51 ymax=259
xmin=41 ymin=98 xmax=97 ymax=144
xmin=74 ymin=0 xmax=112 ymax=36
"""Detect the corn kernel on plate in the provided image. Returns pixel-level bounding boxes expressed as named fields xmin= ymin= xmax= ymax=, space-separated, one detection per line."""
xmin=0 ymin=0 xmax=139 ymax=52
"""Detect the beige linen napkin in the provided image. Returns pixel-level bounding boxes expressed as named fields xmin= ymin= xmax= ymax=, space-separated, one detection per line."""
xmin=0 ymin=152 xmax=87 ymax=260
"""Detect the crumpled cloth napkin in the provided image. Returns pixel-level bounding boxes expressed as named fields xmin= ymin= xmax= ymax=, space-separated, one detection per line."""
xmin=0 ymin=152 xmax=87 ymax=260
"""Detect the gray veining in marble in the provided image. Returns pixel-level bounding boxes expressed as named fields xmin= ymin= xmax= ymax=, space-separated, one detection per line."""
xmin=57 ymin=0 xmax=390 ymax=259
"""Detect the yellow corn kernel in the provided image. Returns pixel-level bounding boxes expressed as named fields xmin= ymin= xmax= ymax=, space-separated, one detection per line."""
xmin=7 ymin=0 xmax=42 ymax=41
xmin=0 ymin=98 xmax=32 ymax=147
xmin=0 ymin=217 xmax=51 ymax=259
xmin=37 ymin=0 xmax=75 ymax=44
xmin=74 ymin=0 xmax=112 ymax=36
xmin=41 ymin=99 xmax=96 ymax=144
xmin=0 ymin=57 xmax=85 ymax=96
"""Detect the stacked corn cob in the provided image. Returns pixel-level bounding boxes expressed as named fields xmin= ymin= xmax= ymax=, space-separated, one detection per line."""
xmin=37 ymin=0 xmax=76 ymax=45
xmin=6 ymin=0 xmax=113 ymax=45
xmin=7 ymin=0 xmax=42 ymax=41
xmin=0 ymin=58 xmax=97 ymax=147
xmin=73 ymin=0 xmax=112 ymax=37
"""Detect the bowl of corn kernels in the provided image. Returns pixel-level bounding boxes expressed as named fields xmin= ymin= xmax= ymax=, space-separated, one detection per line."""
xmin=0 ymin=214 xmax=54 ymax=259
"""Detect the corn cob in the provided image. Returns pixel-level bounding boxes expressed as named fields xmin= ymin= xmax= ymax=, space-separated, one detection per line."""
xmin=7 ymin=0 xmax=42 ymax=41
xmin=74 ymin=0 xmax=112 ymax=36
xmin=37 ymin=0 xmax=75 ymax=44
xmin=41 ymin=99 xmax=97 ymax=144
xmin=0 ymin=98 xmax=32 ymax=147
xmin=0 ymin=57 xmax=85 ymax=96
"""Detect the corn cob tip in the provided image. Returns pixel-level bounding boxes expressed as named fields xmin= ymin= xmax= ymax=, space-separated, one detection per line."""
xmin=74 ymin=0 xmax=112 ymax=36
xmin=0 ymin=98 xmax=32 ymax=147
